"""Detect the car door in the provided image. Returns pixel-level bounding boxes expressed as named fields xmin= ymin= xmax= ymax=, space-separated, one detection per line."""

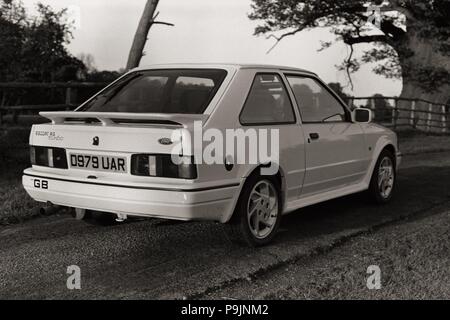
xmin=238 ymin=72 xmax=307 ymax=204
xmin=285 ymin=74 xmax=368 ymax=197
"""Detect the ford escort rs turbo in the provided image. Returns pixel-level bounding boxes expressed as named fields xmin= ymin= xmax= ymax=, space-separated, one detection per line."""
xmin=23 ymin=64 xmax=401 ymax=246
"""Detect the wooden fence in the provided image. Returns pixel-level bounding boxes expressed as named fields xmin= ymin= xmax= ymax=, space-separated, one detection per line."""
xmin=1 ymin=83 xmax=449 ymax=134
xmin=349 ymin=96 xmax=450 ymax=134
xmin=0 ymin=82 xmax=106 ymax=125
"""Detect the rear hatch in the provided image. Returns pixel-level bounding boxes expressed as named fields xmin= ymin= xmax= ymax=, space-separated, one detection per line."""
xmin=33 ymin=112 xmax=203 ymax=153
xmin=28 ymin=68 xmax=232 ymax=182
xmin=30 ymin=112 xmax=203 ymax=181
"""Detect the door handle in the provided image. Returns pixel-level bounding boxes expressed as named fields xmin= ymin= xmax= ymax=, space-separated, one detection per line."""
xmin=309 ymin=133 xmax=320 ymax=140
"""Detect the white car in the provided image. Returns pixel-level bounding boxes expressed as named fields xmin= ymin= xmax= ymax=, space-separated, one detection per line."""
xmin=23 ymin=64 xmax=401 ymax=246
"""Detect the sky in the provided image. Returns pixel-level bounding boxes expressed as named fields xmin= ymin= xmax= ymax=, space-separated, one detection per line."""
xmin=24 ymin=0 xmax=402 ymax=97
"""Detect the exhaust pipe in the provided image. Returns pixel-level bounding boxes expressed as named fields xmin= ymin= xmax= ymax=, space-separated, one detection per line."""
xmin=40 ymin=202 xmax=62 ymax=216
xmin=115 ymin=213 xmax=127 ymax=223
xmin=74 ymin=208 xmax=87 ymax=220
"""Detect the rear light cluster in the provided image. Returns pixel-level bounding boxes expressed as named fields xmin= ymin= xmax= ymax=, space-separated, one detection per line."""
xmin=131 ymin=154 xmax=197 ymax=179
xmin=30 ymin=146 xmax=68 ymax=169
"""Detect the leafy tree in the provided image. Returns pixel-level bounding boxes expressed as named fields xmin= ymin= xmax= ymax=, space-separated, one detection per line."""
xmin=249 ymin=0 xmax=450 ymax=107
xmin=0 ymin=0 xmax=26 ymax=81
xmin=0 ymin=0 xmax=85 ymax=82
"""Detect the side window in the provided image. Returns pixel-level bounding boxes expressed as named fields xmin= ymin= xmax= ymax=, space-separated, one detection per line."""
xmin=286 ymin=76 xmax=347 ymax=123
xmin=240 ymin=74 xmax=296 ymax=125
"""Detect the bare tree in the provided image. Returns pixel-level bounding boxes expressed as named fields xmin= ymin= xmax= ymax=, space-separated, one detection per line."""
xmin=78 ymin=53 xmax=96 ymax=73
xmin=126 ymin=0 xmax=173 ymax=71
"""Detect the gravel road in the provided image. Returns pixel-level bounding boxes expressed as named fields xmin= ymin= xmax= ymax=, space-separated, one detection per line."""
xmin=1 ymin=151 xmax=450 ymax=299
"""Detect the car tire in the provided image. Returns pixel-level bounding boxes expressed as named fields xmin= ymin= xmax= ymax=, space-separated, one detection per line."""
xmin=226 ymin=173 xmax=282 ymax=247
xmin=368 ymin=149 xmax=396 ymax=204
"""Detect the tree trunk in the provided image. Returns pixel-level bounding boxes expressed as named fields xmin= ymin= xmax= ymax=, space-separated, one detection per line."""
xmin=396 ymin=33 xmax=450 ymax=133
xmin=126 ymin=0 xmax=159 ymax=71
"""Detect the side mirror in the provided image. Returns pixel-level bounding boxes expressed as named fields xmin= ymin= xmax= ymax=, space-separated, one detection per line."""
xmin=353 ymin=108 xmax=372 ymax=124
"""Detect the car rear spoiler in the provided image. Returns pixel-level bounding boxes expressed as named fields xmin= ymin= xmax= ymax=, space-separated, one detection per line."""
xmin=39 ymin=111 xmax=209 ymax=128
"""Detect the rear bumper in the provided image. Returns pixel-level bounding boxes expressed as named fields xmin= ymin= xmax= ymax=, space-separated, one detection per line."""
xmin=22 ymin=169 xmax=240 ymax=223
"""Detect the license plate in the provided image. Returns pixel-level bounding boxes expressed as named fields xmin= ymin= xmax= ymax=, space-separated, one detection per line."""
xmin=69 ymin=153 xmax=127 ymax=173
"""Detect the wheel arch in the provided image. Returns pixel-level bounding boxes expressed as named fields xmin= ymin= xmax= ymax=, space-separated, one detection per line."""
xmin=364 ymin=138 xmax=398 ymax=187
xmin=222 ymin=164 xmax=287 ymax=223
xmin=382 ymin=144 xmax=397 ymax=166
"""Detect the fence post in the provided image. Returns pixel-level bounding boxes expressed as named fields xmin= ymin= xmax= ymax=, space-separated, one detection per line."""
xmin=427 ymin=103 xmax=432 ymax=132
xmin=65 ymin=86 xmax=78 ymax=110
xmin=442 ymin=105 xmax=447 ymax=134
xmin=410 ymin=100 xmax=416 ymax=128
xmin=65 ymin=87 xmax=72 ymax=106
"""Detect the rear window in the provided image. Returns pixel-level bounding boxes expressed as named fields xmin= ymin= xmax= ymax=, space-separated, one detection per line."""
xmin=79 ymin=69 xmax=227 ymax=114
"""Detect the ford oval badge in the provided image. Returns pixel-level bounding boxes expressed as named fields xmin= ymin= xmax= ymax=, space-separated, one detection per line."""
xmin=158 ymin=138 xmax=173 ymax=145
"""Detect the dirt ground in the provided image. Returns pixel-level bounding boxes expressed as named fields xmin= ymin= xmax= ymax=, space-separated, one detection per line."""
xmin=0 ymin=150 xmax=449 ymax=299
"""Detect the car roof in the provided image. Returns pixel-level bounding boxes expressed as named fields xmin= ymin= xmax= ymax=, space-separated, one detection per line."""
xmin=134 ymin=63 xmax=317 ymax=75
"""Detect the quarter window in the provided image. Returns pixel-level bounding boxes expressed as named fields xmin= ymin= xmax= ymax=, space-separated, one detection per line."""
xmin=286 ymin=76 xmax=347 ymax=123
xmin=240 ymin=74 xmax=296 ymax=125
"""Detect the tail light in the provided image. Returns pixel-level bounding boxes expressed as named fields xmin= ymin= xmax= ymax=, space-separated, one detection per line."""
xmin=131 ymin=154 xmax=197 ymax=179
xmin=30 ymin=146 xmax=68 ymax=169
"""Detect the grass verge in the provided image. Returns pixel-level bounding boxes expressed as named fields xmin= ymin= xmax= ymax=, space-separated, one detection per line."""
xmin=266 ymin=210 xmax=450 ymax=299
xmin=0 ymin=127 xmax=43 ymax=225
xmin=399 ymin=132 xmax=450 ymax=155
